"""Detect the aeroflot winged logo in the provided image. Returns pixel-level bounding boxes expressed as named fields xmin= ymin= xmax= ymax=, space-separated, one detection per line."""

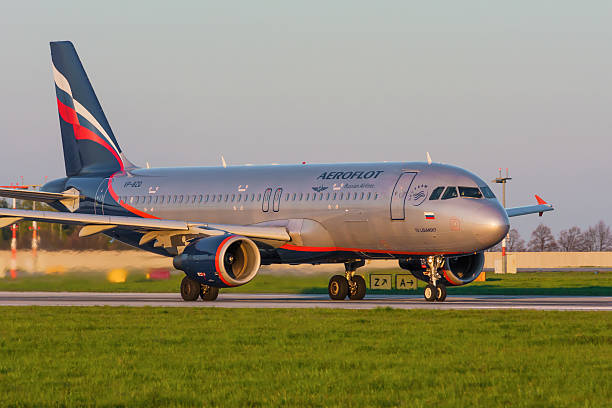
xmin=317 ymin=170 xmax=384 ymax=180
xmin=312 ymin=186 xmax=328 ymax=193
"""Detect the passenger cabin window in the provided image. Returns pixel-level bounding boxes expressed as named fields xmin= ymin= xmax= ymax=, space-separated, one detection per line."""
xmin=481 ymin=186 xmax=496 ymax=199
xmin=429 ymin=186 xmax=445 ymax=200
xmin=441 ymin=187 xmax=458 ymax=200
xmin=459 ymin=186 xmax=483 ymax=199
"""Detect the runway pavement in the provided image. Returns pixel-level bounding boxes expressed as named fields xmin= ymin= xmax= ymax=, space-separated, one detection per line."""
xmin=0 ymin=291 xmax=610 ymax=310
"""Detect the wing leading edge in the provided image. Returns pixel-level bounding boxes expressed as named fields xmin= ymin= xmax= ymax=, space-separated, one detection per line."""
xmin=0 ymin=207 xmax=291 ymax=242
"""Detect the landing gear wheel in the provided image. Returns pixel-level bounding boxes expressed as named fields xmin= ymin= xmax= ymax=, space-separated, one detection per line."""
xmin=435 ymin=284 xmax=447 ymax=302
xmin=328 ymin=275 xmax=349 ymax=300
xmin=180 ymin=276 xmax=200 ymax=301
xmin=424 ymin=284 xmax=436 ymax=302
xmin=349 ymin=275 xmax=366 ymax=300
xmin=200 ymin=285 xmax=219 ymax=301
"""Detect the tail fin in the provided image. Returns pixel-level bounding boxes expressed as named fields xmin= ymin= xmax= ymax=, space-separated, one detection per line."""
xmin=50 ymin=41 xmax=135 ymax=176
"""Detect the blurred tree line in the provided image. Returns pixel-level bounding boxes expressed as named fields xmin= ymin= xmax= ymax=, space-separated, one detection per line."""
xmin=0 ymin=198 xmax=131 ymax=251
xmin=488 ymin=221 xmax=612 ymax=252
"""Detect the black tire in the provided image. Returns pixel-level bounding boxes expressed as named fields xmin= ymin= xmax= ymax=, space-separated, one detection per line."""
xmin=424 ymin=284 xmax=436 ymax=302
xmin=435 ymin=284 xmax=447 ymax=302
xmin=180 ymin=276 xmax=200 ymax=301
xmin=200 ymin=285 xmax=219 ymax=301
xmin=349 ymin=275 xmax=366 ymax=300
xmin=328 ymin=275 xmax=349 ymax=300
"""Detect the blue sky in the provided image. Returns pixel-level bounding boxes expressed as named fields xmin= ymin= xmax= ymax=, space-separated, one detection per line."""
xmin=1 ymin=1 xmax=610 ymax=238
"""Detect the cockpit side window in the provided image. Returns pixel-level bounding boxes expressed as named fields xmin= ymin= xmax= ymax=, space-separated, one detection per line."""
xmin=429 ymin=187 xmax=445 ymax=200
xmin=480 ymin=186 xmax=496 ymax=199
xmin=441 ymin=187 xmax=458 ymax=200
xmin=459 ymin=186 xmax=483 ymax=198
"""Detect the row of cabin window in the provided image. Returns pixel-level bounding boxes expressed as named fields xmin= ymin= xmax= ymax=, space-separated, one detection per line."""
xmin=120 ymin=191 xmax=381 ymax=206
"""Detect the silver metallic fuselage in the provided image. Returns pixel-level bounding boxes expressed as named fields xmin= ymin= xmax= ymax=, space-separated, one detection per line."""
xmin=88 ymin=161 xmax=509 ymax=260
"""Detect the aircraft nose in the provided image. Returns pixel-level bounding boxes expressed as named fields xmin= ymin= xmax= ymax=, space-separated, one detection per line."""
xmin=475 ymin=204 xmax=510 ymax=248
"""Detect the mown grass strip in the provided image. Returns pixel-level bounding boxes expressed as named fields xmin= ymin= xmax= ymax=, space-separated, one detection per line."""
xmin=0 ymin=307 xmax=610 ymax=407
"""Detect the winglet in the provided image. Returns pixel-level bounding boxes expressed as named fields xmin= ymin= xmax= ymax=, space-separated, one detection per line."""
xmin=535 ymin=195 xmax=547 ymax=205
xmin=535 ymin=195 xmax=547 ymax=216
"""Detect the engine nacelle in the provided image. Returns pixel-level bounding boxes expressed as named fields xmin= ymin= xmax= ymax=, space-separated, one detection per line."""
xmin=399 ymin=252 xmax=485 ymax=286
xmin=173 ymin=235 xmax=261 ymax=288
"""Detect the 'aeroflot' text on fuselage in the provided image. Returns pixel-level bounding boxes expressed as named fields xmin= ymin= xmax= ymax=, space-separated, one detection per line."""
xmin=317 ymin=170 xmax=384 ymax=180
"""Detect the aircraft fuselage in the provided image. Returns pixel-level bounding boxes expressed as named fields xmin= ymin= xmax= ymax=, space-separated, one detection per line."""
xmin=44 ymin=161 xmax=509 ymax=264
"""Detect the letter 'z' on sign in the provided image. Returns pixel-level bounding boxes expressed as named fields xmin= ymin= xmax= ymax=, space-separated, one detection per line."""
xmin=395 ymin=274 xmax=417 ymax=290
xmin=369 ymin=274 xmax=392 ymax=290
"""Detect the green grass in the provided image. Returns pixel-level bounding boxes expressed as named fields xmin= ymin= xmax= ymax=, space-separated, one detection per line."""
xmin=0 ymin=307 xmax=610 ymax=407
xmin=1 ymin=269 xmax=611 ymax=296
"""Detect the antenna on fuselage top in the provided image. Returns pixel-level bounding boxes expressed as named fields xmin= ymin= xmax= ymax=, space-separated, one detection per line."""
xmin=221 ymin=155 xmax=227 ymax=168
xmin=426 ymin=152 xmax=432 ymax=165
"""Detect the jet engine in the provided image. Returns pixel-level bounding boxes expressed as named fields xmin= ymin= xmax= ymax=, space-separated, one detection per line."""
xmin=399 ymin=252 xmax=485 ymax=286
xmin=173 ymin=235 xmax=261 ymax=287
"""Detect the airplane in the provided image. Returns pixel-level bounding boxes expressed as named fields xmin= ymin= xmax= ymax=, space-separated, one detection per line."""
xmin=0 ymin=41 xmax=553 ymax=302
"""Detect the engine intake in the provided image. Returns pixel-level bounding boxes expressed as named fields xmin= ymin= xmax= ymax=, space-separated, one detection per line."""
xmin=399 ymin=252 xmax=484 ymax=286
xmin=441 ymin=252 xmax=485 ymax=286
xmin=173 ymin=235 xmax=261 ymax=287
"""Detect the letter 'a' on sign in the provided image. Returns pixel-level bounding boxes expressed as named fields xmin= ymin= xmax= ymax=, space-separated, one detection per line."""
xmin=369 ymin=274 xmax=392 ymax=290
xmin=395 ymin=274 xmax=417 ymax=290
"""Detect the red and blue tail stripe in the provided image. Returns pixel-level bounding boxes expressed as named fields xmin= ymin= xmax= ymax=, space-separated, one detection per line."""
xmin=51 ymin=41 xmax=131 ymax=177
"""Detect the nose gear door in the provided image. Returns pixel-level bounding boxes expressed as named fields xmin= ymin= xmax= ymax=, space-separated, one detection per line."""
xmin=390 ymin=172 xmax=417 ymax=220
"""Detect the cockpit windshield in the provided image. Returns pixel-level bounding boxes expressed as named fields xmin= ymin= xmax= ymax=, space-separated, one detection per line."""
xmin=458 ymin=186 xmax=483 ymax=198
xmin=480 ymin=186 xmax=496 ymax=199
xmin=431 ymin=185 xmax=492 ymax=200
xmin=429 ymin=187 xmax=445 ymax=200
xmin=441 ymin=187 xmax=458 ymax=200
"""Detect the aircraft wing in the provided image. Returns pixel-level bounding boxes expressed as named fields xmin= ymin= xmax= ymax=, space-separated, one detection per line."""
xmin=0 ymin=207 xmax=291 ymax=244
xmin=505 ymin=195 xmax=554 ymax=218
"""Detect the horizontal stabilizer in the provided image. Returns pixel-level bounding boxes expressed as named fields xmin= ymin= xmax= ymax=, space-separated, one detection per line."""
xmin=0 ymin=187 xmax=81 ymax=203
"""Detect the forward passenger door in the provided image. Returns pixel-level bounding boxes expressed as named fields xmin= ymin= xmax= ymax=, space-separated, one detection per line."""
xmin=390 ymin=172 xmax=417 ymax=220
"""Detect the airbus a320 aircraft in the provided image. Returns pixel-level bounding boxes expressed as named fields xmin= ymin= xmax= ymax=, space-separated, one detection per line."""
xmin=0 ymin=42 xmax=553 ymax=302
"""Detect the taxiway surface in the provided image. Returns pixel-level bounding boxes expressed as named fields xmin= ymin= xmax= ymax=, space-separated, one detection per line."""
xmin=0 ymin=292 xmax=610 ymax=310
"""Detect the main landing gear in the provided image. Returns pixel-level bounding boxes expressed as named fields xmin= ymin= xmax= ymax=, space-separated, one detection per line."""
xmin=328 ymin=260 xmax=366 ymax=300
xmin=180 ymin=276 xmax=219 ymax=301
xmin=423 ymin=255 xmax=447 ymax=302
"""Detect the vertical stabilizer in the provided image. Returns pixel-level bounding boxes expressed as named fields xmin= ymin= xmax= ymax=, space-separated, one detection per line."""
xmin=50 ymin=41 xmax=135 ymax=176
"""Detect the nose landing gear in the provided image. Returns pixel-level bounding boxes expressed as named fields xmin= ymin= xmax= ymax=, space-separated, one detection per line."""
xmin=424 ymin=255 xmax=447 ymax=302
xmin=328 ymin=260 xmax=366 ymax=300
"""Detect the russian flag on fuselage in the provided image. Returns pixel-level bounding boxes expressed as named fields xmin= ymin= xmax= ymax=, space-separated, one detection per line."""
xmin=50 ymin=41 xmax=125 ymax=176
